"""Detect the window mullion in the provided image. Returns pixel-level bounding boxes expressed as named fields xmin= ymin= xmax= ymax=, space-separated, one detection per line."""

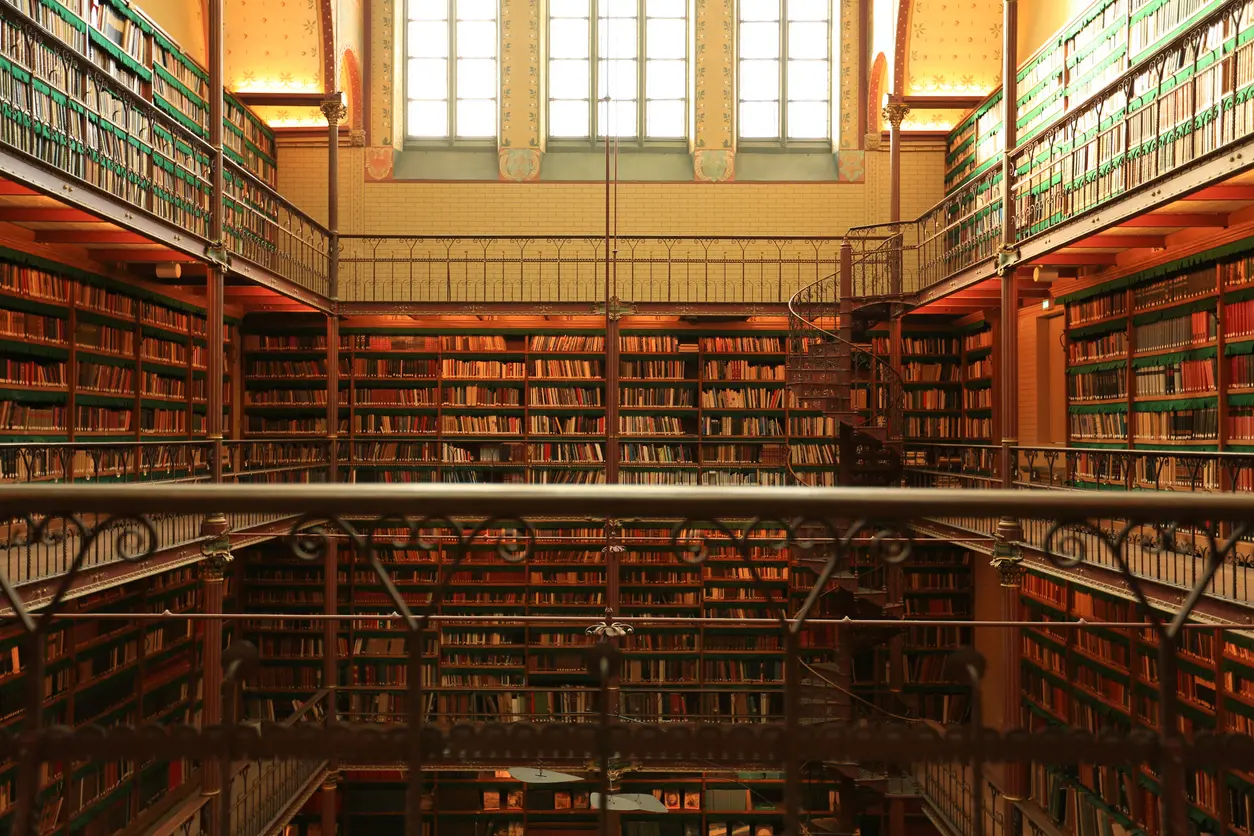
xmin=449 ymin=6 xmax=457 ymax=138
xmin=638 ymin=0 xmax=646 ymax=142
xmin=591 ymin=0 xmax=599 ymax=142
xmin=779 ymin=0 xmax=787 ymax=142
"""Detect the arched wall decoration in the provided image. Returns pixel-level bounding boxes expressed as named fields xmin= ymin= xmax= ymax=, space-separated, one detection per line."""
xmin=892 ymin=0 xmax=910 ymax=97
xmin=342 ymin=48 xmax=364 ymax=134
xmin=867 ymin=52 xmax=888 ymax=134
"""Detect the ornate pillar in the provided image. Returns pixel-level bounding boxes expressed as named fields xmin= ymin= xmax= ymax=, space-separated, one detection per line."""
xmin=692 ymin=0 xmax=735 ymax=181
xmin=882 ymin=100 xmax=910 ymax=226
xmin=199 ymin=514 xmax=232 ymax=836
xmin=321 ymin=772 xmax=339 ymax=836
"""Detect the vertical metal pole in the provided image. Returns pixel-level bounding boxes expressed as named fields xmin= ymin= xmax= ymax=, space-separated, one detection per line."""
xmin=327 ymin=314 xmax=341 ymax=476
xmin=322 ymin=539 xmax=339 ymax=834
xmin=323 ymin=97 xmax=345 ymax=481
xmin=883 ymin=101 xmax=909 ymax=296
xmin=1001 ymin=0 xmax=1019 ymax=251
xmin=207 ymin=0 xmax=225 ymax=484
xmin=838 ymin=243 xmax=855 ymax=486
xmin=199 ymin=517 xmax=230 ymax=836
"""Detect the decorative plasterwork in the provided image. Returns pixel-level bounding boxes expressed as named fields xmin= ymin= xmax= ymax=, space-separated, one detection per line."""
xmin=225 ymin=0 xmax=323 ymax=93
xmin=500 ymin=0 xmax=543 ymax=161
xmin=905 ymin=0 xmax=1003 ymax=95
xmin=838 ymin=0 xmax=859 ymax=149
xmin=693 ymin=0 xmax=733 ymax=152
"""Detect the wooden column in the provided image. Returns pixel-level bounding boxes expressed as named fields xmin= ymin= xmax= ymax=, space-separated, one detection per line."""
xmin=838 ymin=243 xmax=855 ymax=485
xmin=883 ymin=101 xmax=910 ymax=226
xmin=323 ymin=97 xmax=346 ymax=481
xmin=206 ymin=0 xmax=226 ymax=479
xmin=199 ymin=515 xmax=231 ymax=836
xmin=323 ymin=537 xmax=339 ymax=834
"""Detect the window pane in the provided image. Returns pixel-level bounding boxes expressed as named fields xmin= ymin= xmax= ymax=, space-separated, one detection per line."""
xmin=409 ymin=21 xmax=448 ymax=57
xmin=549 ymin=60 xmax=590 ymax=98
xmin=739 ymin=0 xmax=779 ymax=21
xmin=646 ymin=18 xmax=685 ymax=59
xmin=787 ymin=0 xmax=828 ymax=20
xmin=739 ymin=22 xmax=779 ymax=58
xmin=550 ymin=100 xmax=590 ymax=136
xmin=550 ymin=19 xmax=590 ymax=57
xmin=738 ymin=59 xmax=778 ymax=100
xmin=408 ymin=57 xmax=448 ymax=93
xmin=598 ymin=59 xmax=638 ymax=100
xmin=456 ymin=99 xmax=496 ymax=136
xmin=457 ymin=0 xmax=496 ymax=19
xmin=457 ymin=20 xmax=497 ymax=56
xmin=788 ymin=21 xmax=827 ymax=59
xmin=602 ymin=0 xmax=637 ymax=16
xmin=787 ymin=59 xmax=827 ymax=99
xmin=739 ymin=100 xmax=778 ymax=137
xmin=408 ymin=99 xmax=449 ymax=136
xmin=597 ymin=19 xmax=637 ymax=59
xmin=408 ymin=0 xmax=447 ymax=20
xmin=647 ymin=0 xmax=685 ymax=16
xmin=646 ymin=59 xmax=685 ymax=99
xmin=598 ymin=98 xmax=638 ymax=136
xmin=786 ymin=100 xmax=827 ymax=137
xmin=458 ymin=57 xmax=497 ymax=98
xmin=550 ymin=0 xmax=588 ymax=16
xmin=647 ymin=99 xmax=685 ymax=137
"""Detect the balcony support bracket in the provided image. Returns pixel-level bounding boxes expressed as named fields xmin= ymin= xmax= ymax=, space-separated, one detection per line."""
xmin=996 ymin=246 xmax=1020 ymax=276
xmin=205 ymin=243 xmax=232 ymax=270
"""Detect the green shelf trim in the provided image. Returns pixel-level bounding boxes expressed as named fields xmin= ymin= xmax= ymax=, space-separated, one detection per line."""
xmin=1224 ymin=339 xmax=1254 ymax=357
xmin=1068 ymin=402 xmax=1129 ymax=415
xmin=0 ymin=387 xmax=66 ymax=404
xmin=1131 ymin=296 xmax=1217 ymax=326
xmin=1133 ymin=396 xmax=1217 ymax=412
xmin=76 ymin=393 xmax=133 ymax=407
xmin=1067 ymin=359 xmax=1126 ymax=375
xmin=1226 ymin=285 xmax=1254 ymax=304
xmin=1060 ymin=241 xmax=1254 ymax=306
xmin=964 ymin=378 xmax=993 ymax=390
xmin=1130 ymin=346 xmax=1217 ymax=368
xmin=154 ymin=93 xmax=210 ymax=138
xmin=87 ymin=27 xmax=151 ymax=80
xmin=153 ymin=63 xmax=207 ymax=108
xmin=153 ymin=34 xmax=210 ymax=83
xmin=1227 ymin=392 xmax=1254 ymax=407
xmin=1063 ymin=44 xmax=1128 ymax=101
xmin=965 ymin=408 xmax=993 ymax=417
xmin=41 ymin=0 xmax=87 ymax=32
xmin=1131 ymin=442 xmax=1219 ymax=451
xmin=1067 ymin=319 xmax=1127 ymax=340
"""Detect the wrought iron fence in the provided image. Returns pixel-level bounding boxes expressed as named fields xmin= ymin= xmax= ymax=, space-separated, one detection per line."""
xmin=1 ymin=485 xmax=1253 ymax=836
xmin=338 ymin=236 xmax=844 ymax=306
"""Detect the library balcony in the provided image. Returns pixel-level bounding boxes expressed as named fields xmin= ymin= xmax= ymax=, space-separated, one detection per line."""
xmin=1 ymin=483 xmax=1253 ymax=836
xmin=858 ymin=0 xmax=1254 ymax=314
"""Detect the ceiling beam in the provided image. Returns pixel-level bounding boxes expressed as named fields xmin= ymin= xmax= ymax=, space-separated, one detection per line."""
xmin=0 ymin=181 xmax=40 ymax=196
xmin=1029 ymin=253 xmax=1119 ymax=266
xmin=232 ymin=92 xmax=328 ymax=108
xmin=0 ymin=208 xmax=105 ymax=223
xmin=88 ymin=249 xmax=199 ymax=263
xmin=1181 ymin=185 xmax=1254 ymax=201
xmin=1119 ymin=213 xmax=1227 ymax=228
xmin=36 ymin=230 xmax=150 ymax=245
xmin=1068 ymin=234 xmax=1166 ymax=249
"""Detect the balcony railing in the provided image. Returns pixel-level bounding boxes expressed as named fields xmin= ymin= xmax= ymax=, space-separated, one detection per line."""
xmin=853 ymin=0 xmax=1254 ymax=297
xmin=0 ymin=485 xmax=1252 ymax=836
xmin=0 ymin=0 xmax=330 ymax=298
xmin=904 ymin=442 xmax=1254 ymax=602
xmin=338 ymin=235 xmax=845 ymax=306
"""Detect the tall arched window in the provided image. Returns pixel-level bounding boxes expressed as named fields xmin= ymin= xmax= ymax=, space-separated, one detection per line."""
xmin=406 ymin=0 xmax=499 ymax=139
xmin=548 ymin=0 xmax=689 ymax=141
xmin=737 ymin=0 xmax=832 ymax=142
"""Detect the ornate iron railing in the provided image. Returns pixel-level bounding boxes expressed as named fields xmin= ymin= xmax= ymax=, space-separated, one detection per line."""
xmin=1 ymin=486 xmax=1253 ymax=836
xmin=338 ymin=236 xmax=845 ymax=306
xmin=848 ymin=0 xmax=1254 ymax=297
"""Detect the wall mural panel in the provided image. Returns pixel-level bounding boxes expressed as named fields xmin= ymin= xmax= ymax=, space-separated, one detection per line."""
xmin=226 ymin=0 xmax=324 ymax=92
xmin=905 ymin=0 xmax=1002 ymax=96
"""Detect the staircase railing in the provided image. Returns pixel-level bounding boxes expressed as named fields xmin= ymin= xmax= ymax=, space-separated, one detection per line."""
xmin=785 ymin=264 xmax=908 ymax=486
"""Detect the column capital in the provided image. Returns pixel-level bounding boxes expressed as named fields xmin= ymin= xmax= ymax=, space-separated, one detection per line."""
xmin=882 ymin=100 xmax=911 ymax=130
xmin=990 ymin=531 xmax=1025 ymax=588
xmin=321 ymin=96 xmax=348 ymax=126
xmin=200 ymin=513 xmax=233 ymax=579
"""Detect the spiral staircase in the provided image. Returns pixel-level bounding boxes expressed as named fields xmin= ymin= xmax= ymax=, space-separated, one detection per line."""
xmin=785 ymin=241 xmax=908 ymax=490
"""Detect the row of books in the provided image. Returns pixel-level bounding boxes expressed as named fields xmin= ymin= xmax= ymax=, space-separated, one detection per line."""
xmin=1071 ymin=292 xmax=1128 ymax=325
xmin=1133 ymin=407 xmax=1219 ymax=441
xmin=1068 ymin=368 xmax=1126 ymax=400
xmin=1132 ymin=267 xmax=1214 ymax=309
xmin=1069 ymin=411 xmax=1128 ymax=440
xmin=1134 ymin=311 xmax=1218 ymax=353
xmin=1070 ymin=331 xmax=1129 ymax=363
xmin=1133 ymin=358 xmax=1216 ymax=395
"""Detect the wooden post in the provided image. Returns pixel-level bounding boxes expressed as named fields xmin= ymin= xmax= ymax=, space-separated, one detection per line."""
xmin=199 ymin=514 xmax=230 ymax=836
xmin=323 ymin=96 xmax=346 ymax=480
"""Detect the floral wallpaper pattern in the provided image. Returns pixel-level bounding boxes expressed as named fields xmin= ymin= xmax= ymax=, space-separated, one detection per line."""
xmin=693 ymin=0 xmax=733 ymax=152
xmin=839 ymin=0 xmax=859 ymax=149
xmin=226 ymin=0 xmax=324 ymax=92
xmin=906 ymin=0 xmax=1003 ymax=95
xmin=500 ymin=0 xmax=542 ymax=151
xmin=369 ymin=0 xmax=397 ymax=147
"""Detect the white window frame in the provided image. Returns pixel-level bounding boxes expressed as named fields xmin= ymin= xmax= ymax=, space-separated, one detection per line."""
xmin=736 ymin=0 xmax=835 ymax=146
xmin=404 ymin=0 xmax=500 ymax=143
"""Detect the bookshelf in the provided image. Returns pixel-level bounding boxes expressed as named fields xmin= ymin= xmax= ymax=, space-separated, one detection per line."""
xmin=943 ymin=0 xmax=1227 ymax=195
xmin=0 ymin=251 xmax=237 ymax=447
xmin=240 ymin=318 xmax=837 ymax=487
xmin=0 ymin=564 xmax=217 ymax=836
xmin=1018 ymin=569 xmax=1252 ymax=836
xmin=1060 ymin=249 xmax=1254 ymax=485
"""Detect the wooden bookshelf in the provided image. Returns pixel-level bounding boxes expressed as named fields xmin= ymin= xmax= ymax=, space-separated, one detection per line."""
xmin=1018 ymin=569 xmax=1254 ymax=836
xmin=240 ymin=318 xmax=836 ymax=487
xmin=0 ymin=564 xmax=218 ymax=835
xmin=0 ymin=251 xmax=237 ymax=447
xmin=944 ymin=0 xmax=1228 ymax=195
xmin=1059 ymin=250 xmax=1254 ymax=488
